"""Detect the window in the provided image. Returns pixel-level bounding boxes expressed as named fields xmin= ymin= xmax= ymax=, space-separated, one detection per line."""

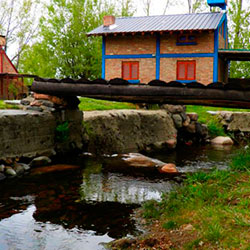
xmin=177 ymin=34 xmax=197 ymax=45
xmin=122 ymin=62 xmax=139 ymax=80
xmin=177 ymin=61 xmax=196 ymax=81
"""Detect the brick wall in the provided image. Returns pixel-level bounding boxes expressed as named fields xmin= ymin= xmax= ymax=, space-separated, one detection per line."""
xmin=160 ymin=57 xmax=214 ymax=85
xmin=160 ymin=32 xmax=214 ymax=54
xmin=106 ymin=58 xmax=156 ymax=83
xmin=105 ymin=31 xmax=216 ymax=84
xmin=106 ymin=35 xmax=156 ymax=55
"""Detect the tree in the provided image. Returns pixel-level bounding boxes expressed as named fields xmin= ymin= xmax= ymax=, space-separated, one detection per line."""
xmin=186 ymin=0 xmax=209 ymax=13
xmin=19 ymin=0 xmax=135 ymax=79
xmin=228 ymin=0 xmax=250 ymax=78
xmin=142 ymin=0 xmax=152 ymax=16
xmin=0 ymin=0 xmax=41 ymax=69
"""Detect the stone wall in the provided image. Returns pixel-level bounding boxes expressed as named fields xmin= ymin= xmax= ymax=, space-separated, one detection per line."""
xmin=0 ymin=109 xmax=83 ymax=160
xmin=83 ymin=110 xmax=177 ymax=154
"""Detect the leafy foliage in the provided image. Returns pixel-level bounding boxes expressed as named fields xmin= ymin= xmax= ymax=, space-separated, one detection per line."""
xmin=55 ymin=121 xmax=69 ymax=142
xmin=19 ymin=0 xmax=134 ymax=79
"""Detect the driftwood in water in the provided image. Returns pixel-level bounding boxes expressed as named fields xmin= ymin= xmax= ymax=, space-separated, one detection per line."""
xmin=31 ymin=81 xmax=250 ymax=109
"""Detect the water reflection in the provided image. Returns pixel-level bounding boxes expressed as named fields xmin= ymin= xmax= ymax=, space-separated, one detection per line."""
xmin=0 ymin=205 xmax=112 ymax=250
xmin=0 ymin=145 xmax=239 ymax=249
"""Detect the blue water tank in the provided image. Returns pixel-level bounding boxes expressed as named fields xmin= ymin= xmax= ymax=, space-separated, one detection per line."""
xmin=207 ymin=0 xmax=227 ymax=9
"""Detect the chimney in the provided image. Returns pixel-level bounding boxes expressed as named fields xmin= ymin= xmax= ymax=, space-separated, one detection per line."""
xmin=0 ymin=36 xmax=6 ymax=47
xmin=103 ymin=16 xmax=116 ymax=27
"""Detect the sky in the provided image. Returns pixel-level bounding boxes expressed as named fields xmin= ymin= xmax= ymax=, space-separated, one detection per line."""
xmin=134 ymin=0 xmax=189 ymax=16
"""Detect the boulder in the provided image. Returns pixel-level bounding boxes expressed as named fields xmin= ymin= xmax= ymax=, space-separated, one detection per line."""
xmin=182 ymin=116 xmax=191 ymax=127
xmin=161 ymin=104 xmax=185 ymax=114
xmin=211 ymin=136 xmax=234 ymax=145
xmin=159 ymin=163 xmax=178 ymax=173
xmin=172 ymin=114 xmax=183 ymax=129
xmin=5 ymin=167 xmax=16 ymax=176
xmin=166 ymin=139 xmax=177 ymax=149
xmin=34 ymin=93 xmax=50 ymax=100
xmin=30 ymin=156 xmax=52 ymax=167
xmin=187 ymin=112 xmax=198 ymax=121
xmin=186 ymin=122 xmax=196 ymax=134
xmin=122 ymin=153 xmax=166 ymax=168
xmin=13 ymin=164 xmax=25 ymax=175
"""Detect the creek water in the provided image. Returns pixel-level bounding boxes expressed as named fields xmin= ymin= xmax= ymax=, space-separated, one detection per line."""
xmin=0 ymin=145 xmax=238 ymax=250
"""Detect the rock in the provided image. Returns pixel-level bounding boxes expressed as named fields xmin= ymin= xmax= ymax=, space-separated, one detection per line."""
xmin=187 ymin=112 xmax=198 ymax=121
xmin=34 ymin=93 xmax=50 ymax=100
xmin=172 ymin=114 xmax=183 ymax=129
xmin=30 ymin=156 xmax=52 ymax=167
xmin=181 ymin=224 xmax=195 ymax=231
xmin=182 ymin=116 xmax=190 ymax=127
xmin=122 ymin=153 xmax=166 ymax=168
xmin=195 ymin=122 xmax=203 ymax=135
xmin=4 ymin=158 xmax=13 ymax=165
xmin=0 ymin=173 xmax=6 ymax=181
xmin=186 ymin=122 xmax=196 ymax=133
xmin=5 ymin=167 xmax=17 ymax=176
xmin=40 ymin=100 xmax=55 ymax=108
xmin=20 ymin=99 xmax=31 ymax=106
xmin=49 ymin=96 xmax=67 ymax=106
xmin=27 ymin=106 xmax=43 ymax=112
xmin=31 ymin=164 xmax=80 ymax=175
xmin=30 ymin=100 xmax=42 ymax=107
xmin=159 ymin=163 xmax=178 ymax=173
xmin=211 ymin=136 xmax=234 ymax=145
xmin=0 ymin=164 xmax=5 ymax=172
xmin=111 ymin=238 xmax=136 ymax=249
xmin=166 ymin=139 xmax=177 ymax=149
xmin=40 ymin=106 xmax=56 ymax=112
xmin=13 ymin=163 xmax=26 ymax=175
xmin=180 ymin=112 xmax=187 ymax=121
xmin=201 ymin=124 xmax=209 ymax=137
xmin=161 ymin=104 xmax=185 ymax=114
xmin=17 ymin=163 xmax=30 ymax=171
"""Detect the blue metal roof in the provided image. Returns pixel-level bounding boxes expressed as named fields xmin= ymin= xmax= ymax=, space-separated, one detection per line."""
xmin=88 ymin=12 xmax=225 ymax=36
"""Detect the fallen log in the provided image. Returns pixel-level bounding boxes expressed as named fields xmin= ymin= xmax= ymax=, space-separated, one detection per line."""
xmin=31 ymin=81 xmax=250 ymax=109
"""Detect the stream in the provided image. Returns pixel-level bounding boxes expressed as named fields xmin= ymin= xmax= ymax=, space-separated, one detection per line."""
xmin=0 ymin=145 xmax=238 ymax=250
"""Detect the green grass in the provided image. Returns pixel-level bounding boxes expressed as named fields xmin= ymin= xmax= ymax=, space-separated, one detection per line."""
xmin=142 ymin=146 xmax=250 ymax=249
xmin=0 ymin=100 xmax=20 ymax=109
xmin=79 ymin=97 xmax=137 ymax=111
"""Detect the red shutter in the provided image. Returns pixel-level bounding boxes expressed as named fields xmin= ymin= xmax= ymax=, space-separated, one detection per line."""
xmin=122 ymin=62 xmax=130 ymax=79
xmin=122 ymin=62 xmax=139 ymax=80
xmin=177 ymin=61 xmax=196 ymax=81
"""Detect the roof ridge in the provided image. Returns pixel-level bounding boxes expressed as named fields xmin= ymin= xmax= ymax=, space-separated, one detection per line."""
xmin=117 ymin=12 xmax=222 ymax=20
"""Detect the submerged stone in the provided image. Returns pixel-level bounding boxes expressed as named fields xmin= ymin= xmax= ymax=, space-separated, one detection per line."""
xmin=5 ymin=167 xmax=16 ymax=176
xmin=159 ymin=164 xmax=178 ymax=174
xmin=31 ymin=164 xmax=80 ymax=175
xmin=30 ymin=156 xmax=52 ymax=167
xmin=211 ymin=136 xmax=234 ymax=145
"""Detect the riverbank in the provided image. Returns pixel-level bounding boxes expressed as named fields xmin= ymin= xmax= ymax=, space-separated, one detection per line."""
xmin=110 ymin=147 xmax=250 ymax=249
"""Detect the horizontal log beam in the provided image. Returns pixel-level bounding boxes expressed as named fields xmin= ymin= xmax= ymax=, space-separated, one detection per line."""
xmin=31 ymin=81 xmax=250 ymax=109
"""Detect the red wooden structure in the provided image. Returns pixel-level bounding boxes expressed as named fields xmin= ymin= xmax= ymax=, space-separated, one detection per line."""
xmin=0 ymin=35 xmax=29 ymax=99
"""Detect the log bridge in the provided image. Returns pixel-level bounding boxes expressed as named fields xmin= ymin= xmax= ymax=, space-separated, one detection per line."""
xmin=31 ymin=78 xmax=250 ymax=109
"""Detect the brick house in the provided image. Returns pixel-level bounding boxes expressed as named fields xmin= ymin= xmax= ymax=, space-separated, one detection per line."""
xmin=88 ymin=0 xmax=229 ymax=85
xmin=0 ymin=35 xmax=27 ymax=99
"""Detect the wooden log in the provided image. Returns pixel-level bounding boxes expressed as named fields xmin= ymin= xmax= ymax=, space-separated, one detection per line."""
xmin=31 ymin=81 xmax=250 ymax=109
